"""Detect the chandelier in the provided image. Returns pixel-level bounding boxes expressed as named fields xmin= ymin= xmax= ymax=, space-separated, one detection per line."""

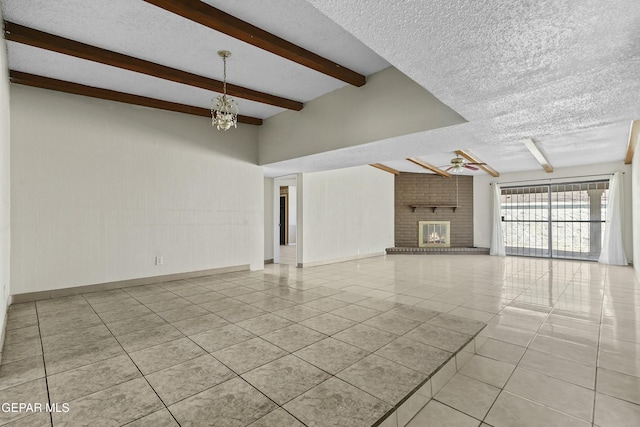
xmin=211 ymin=50 xmax=239 ymax=131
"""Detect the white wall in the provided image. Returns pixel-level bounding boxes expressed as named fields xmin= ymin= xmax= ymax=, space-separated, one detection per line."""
xmin=1 ymin=16 xmax=12 ymax=337
xmin=259 ymin=66 xmax=465 ymax=165
xmin=299 ymin=165 xmax=394 ymax=265
xmin=10 ymin=85 xmax=264 ymax=294
xmin=474 ymin=162 xmax=634 ymax=260
xmin=263 ymin=178 xmax=274 ymax=262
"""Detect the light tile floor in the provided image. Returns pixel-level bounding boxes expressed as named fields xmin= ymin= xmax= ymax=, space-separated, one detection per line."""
xmin=279 ymin=245 xmax=297 ymax=266
xmin=1 ymin=254 xmax=639 ymax=426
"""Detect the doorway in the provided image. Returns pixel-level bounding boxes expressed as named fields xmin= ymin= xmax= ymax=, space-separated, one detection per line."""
xmin=279 ymin=192 xmax=288 ymax=245
xmin=273 ymin=175 xmax=298 ymax=266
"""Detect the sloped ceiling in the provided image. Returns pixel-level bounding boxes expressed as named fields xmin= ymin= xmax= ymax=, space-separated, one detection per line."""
xmin=2 ymin=0 xmax=639 ymax=177
xmin=1 ymin=0 xmax=389 ymax=119
xmin=265 ymin=0 xmax=640 ymax=176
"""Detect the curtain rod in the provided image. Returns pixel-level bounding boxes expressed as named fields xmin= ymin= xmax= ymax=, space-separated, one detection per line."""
xmin=490 ymin=172 xmax=623 ymax=186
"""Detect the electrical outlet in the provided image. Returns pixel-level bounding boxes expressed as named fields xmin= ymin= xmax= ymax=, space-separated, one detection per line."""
xmin=155 ymin=256 xmax=164 ymax=265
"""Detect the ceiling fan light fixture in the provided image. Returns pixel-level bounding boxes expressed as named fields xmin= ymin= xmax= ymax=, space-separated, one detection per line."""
xmin=446 ymin=153 xmax=485 ymax=173
xmin=449 ymin=155 xmax=465 ymax=171
xmin=211 ymin=50 xmax=239 ymax=131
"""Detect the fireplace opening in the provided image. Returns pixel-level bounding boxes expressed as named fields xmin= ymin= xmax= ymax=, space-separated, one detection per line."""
xmin=418 ymin=221 xmax=451 ymax=248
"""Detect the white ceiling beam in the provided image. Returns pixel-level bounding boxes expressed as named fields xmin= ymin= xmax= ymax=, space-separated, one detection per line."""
xmin=523 ymin=138 xmax=553 ymax=173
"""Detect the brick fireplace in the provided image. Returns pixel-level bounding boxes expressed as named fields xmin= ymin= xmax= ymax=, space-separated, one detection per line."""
xmin=394 ymin=173 xmax=474 ymax=248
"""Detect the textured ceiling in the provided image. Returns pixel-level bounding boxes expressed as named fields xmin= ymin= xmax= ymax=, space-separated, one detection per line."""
xmin=1 ymin=0 xmax=389 ymax=118
xmin=2 ymin=0 xmax=638 ymax=177
xmin=262 ymin=120 xmax=631 ymax=178
xmin=306 ymin=0 xmax=640 ymax=126
xmin=264 ymin=0 xmax=640 ymax=176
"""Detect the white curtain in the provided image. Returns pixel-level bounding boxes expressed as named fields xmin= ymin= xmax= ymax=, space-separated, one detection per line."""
xmin=599 ymin=172 xmax=628 ymax=265
xmin=490 ymin=183 xmax=506 ymax=256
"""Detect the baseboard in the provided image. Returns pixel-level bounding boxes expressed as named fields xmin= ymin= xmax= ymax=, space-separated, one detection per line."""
xmin=298 ymin=251 xmax=385 ymax=268
xmin=10 ymin=264 xmax=250 ymax=304
xmin=264 ymin=259 xmax=274 ymax=265
xmin=0 ymin=298 xmax=8 ymax=365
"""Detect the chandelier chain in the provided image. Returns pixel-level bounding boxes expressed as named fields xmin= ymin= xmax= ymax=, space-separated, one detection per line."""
xmin=222 ymin=55 xmax=227 ymax=96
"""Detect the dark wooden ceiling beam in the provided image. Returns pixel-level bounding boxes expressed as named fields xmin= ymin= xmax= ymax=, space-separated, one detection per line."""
xmin=3 ymin=21 xmax=302 ymax=111
xmin=142 ymin=0 xmax=366 ymax=87
xmin=10 ymin=71 xmax=262 ymax=125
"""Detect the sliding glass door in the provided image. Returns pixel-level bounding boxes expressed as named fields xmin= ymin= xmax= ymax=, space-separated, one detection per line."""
xmin=501 ymin=181 xmax=608 ymax=260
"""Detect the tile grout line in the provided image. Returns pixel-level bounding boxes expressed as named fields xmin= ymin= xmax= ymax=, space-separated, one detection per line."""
xmin=172 ymin=303 xmax=311 ymax=426
xmin=469 ymin=338 xmax=529 ymax=425
xmin=478 ymin=263 xmax=565 ymax=426
xmin=33 ymin=302 xmax=54 ymax=427
xmin=430 ymin=398 xmax=486 ymax=425
xmin=13 ymin=256 xmax=635 ymax=426
xmin=82 ymin=292 xmax=184 ymax=427
xmin=238 ymin=374 xmax=310 ymax=426
xmin=492 ymin=262 xmax=605 ymax=425
xmin=159 ymin=289 xmax=472 ymax=426
xmin=118 ymin=284 xmax=248 ymax=424
xmin=591 ymin=266 xmax=607 ymax=426
xmin=129 ymin=286 xmax=308 ymax=425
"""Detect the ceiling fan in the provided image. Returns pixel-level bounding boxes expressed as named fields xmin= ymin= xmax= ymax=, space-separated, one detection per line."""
xmin=443 ymin=154 xmax=485 ymax=172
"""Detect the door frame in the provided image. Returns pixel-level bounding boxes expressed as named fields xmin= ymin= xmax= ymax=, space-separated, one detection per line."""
xmin=273 ymin=175 xmax=299 ymax=265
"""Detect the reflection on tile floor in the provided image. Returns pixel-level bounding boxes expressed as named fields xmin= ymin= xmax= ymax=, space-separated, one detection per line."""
xmin=1 ymin=254 xmax=640 ymax=426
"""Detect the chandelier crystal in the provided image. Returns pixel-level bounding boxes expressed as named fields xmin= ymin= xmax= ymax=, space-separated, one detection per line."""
xmin=211 ymin=50 xmax=238 ymax=131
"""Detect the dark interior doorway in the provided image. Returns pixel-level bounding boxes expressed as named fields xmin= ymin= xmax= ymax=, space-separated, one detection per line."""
xmin=279 ymin=195 xmax=287 ymax=245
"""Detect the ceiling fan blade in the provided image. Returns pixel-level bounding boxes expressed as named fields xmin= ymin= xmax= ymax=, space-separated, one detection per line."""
xmin=465 ymin=165 xmax=479 ymax=170
xmin=444 ymin=166 xmax=453 ymax=172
